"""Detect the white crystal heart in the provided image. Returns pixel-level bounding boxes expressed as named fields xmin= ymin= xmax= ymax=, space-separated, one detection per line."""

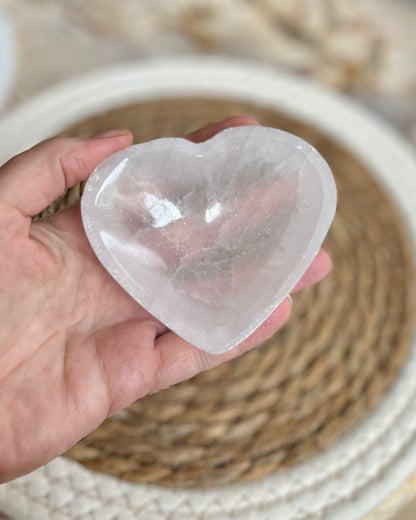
xmin=81 ymin=126 xmax=336 ymax=354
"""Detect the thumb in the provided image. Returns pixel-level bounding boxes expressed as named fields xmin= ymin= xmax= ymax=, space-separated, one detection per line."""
xmin=0 ymin=129 xmax=133 ymax=218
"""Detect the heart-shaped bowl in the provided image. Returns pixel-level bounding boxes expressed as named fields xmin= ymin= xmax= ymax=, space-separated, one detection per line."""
xmin=0 ymin=58 xmax=415 ymax=520
xmin=81 ymin=125 xmax=336 ymax=354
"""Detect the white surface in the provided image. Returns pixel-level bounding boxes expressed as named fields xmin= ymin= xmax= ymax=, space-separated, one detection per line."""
xmin=0 ymin=8 xmax=13 ymax=110
xmin=81 ymin=126 xmax=336 ymax=354
xmin=0 ymin=58 xmax=415 ymax=520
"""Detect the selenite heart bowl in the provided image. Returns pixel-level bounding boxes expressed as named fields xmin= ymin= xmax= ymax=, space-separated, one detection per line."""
xmin=81 ymin=126 xmax=336 ymax=354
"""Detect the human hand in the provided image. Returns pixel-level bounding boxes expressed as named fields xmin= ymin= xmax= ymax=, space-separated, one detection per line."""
xmin=0 ymin=117 xmax=332 ymax=482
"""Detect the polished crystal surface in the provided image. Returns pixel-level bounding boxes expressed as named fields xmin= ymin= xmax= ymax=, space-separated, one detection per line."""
xmin=81 ymin=126 xmax=337 ymax=354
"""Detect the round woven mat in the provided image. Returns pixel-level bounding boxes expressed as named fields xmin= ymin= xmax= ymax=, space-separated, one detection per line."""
xmin=41 ymin=98 xmax=415 ymax=489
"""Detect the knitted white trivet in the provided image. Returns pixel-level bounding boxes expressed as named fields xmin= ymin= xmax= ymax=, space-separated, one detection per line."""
xmin=0 ymin=59 xmax=415 ymax=520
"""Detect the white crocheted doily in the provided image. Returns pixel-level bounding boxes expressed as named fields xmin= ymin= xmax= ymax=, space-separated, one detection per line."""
xmin=0 ymin=59 xmax=415 ymax=520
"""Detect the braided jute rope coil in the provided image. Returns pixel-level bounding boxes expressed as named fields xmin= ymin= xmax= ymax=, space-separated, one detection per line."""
xmin=36 ymin=98 xmax=415 ymax=490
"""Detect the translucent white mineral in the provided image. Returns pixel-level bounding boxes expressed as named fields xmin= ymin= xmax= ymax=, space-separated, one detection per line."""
xmin=81 ymin=126 xmax=337 ymax=354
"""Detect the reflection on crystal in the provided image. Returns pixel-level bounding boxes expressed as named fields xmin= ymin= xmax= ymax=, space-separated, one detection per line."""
xmin=143 ymin=192 xmax=183 ymax=228
xmin=95 ymin=157 xmax=129 ymax=206
xmin=81 ymin=126 xmax=337 ymax=354
xmin=205 ymin=201 xmax=222 ymax=223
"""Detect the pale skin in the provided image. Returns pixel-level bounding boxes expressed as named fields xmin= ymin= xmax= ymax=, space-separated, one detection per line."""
xmin=0 ymin=117 xmax=332 ymax=483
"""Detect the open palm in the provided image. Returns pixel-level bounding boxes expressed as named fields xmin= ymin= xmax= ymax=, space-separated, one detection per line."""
xmin=0 ymin=117 xmax=331 ymax=483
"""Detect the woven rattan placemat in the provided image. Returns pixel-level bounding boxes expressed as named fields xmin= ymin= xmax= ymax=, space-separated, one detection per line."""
xmin=37 ymin=98 xmax=415 ymax=489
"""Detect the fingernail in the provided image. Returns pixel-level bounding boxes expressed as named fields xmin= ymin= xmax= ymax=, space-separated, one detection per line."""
xmin=286 ymin=295 xmax=293 ymax=305
xmin=91 ymin=129 xmax=131 ymax=139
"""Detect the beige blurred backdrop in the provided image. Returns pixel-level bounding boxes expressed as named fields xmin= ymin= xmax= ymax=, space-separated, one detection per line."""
xmin=2 ymin=0 xmax=416 ymax=149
